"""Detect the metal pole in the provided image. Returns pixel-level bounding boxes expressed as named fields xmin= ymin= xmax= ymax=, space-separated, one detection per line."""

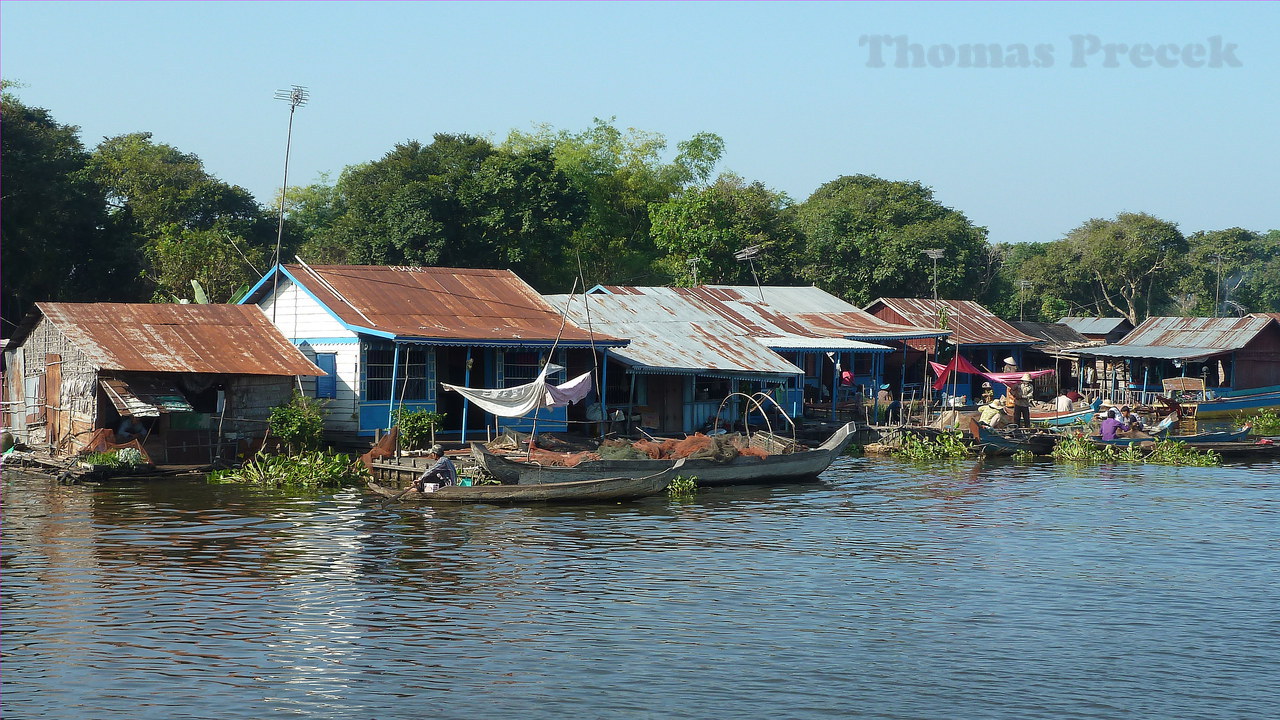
xmin=386 ymin=343 xmax=401 ymax=432
xmin=461 ymin=347 xmax=472 ymax=444
xmin=271 ymin=86 xmax=308 ymax=323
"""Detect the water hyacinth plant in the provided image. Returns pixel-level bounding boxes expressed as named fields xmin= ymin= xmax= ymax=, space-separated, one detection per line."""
xmin=209 ymin=450 xmax=368 ymax=488
xmin=1049 ymin=433 xmax=1220 ymax=466
xmin=668 ymin=475 xmax=699 ymax=499
xmin=893 ymin=431 xmax=972 ymax=461
xmin=1239 ymin=408 xmax=1280 ymax=436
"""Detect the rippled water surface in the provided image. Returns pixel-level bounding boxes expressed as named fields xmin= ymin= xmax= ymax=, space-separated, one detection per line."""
xmin=5 ymin=457 xmax=1279 ymax=720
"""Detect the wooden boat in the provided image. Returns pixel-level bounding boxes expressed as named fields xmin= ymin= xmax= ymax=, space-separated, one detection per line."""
xmin=1030 ymin=399 xmax=1102 ymax=426
xmin=366 ymin=460 xmax=684 ymax=504
xmin=471 ymin=421 xmax=857 ymax=487
xmin=1193 ymin=389 xmax=1280 ymax=419
xmin=966 ymin=419 xmax=1058 ymax=456
xmin=1092 ymin=425 xmax=1252 ymax=447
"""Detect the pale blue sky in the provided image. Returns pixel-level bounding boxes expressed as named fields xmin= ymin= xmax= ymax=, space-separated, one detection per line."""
xmin=3 ymin=1 xmax=1276 ymax=245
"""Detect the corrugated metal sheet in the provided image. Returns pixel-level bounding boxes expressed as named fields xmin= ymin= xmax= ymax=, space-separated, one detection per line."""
xmin=1113 ymin=316 xmax=1275 ymax=351
xmin=597 ymin=285 xmax=944 ymax=341
xmin=1059 ymin=317 xmax=1132 ymax=336
xmin=866 ymin=298 xmax=1041 ymax=346
xmin=36 ymin=303 xmax=323 ymax=375
xmin=1008 ymin=321 xmax=1092 ymax=349
xmin=286 ymin=265 xmax=622 ymax=346
xmin=1070 ymin=345 xmax=1226 ymax=361
xmin=546 ymin=291 xmax=803 ymax=379
xmin=101 ymin=377 xmax=195 ymax=417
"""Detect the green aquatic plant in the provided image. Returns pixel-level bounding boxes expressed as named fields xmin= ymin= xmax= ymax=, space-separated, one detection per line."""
xmin=1050 ymin=433 xmax=1116 ymax=463
xmin=1144 ymin=439 xmax=1221 ymax=466
xmin=1010 ymin=449 xmax=1036 ymax=462
xmin=1049 ymin=433 xmax=1220 ymax=466
xmin=209 ymin=450 xmax=368 ymax=488
xmin=893 ymin=431 xmax=972 ymax=461
xmin=668 ymin=475 xmax=699 ymax=499
xmin=1238 ymin=408 xmax=1280 ymax=435
xmin=81 ymin=448 xmax=146 ymax=468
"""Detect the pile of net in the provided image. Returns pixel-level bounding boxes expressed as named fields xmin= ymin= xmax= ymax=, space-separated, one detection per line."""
xmin=503 ymin=432 xmax=779 ymax=467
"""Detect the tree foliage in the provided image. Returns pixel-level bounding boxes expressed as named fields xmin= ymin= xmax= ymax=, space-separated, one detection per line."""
xmin=649 ymin=174 xmax=803 ymax=286
xmin=795 ymin=175 xmax=990 ymax=306
xmin=86 ymin=132 xmax=279 ymax=302
xmin=1 ymin=89 xmax=142 ymax=327
xmin=323 ymin=134 xmax=585 ymax=288
xmin=504 ymin=118 xmax=724 ymax=287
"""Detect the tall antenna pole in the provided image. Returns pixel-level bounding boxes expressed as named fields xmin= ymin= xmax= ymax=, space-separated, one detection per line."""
xmin=271 ymin=85 xmax=309 ymax=322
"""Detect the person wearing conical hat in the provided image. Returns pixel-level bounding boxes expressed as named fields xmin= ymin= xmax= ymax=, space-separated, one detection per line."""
xmin=1011 ymin=372 xmax=1033 ymax=427
xmin=1002 ymin=356 xmax=1019 ymax=373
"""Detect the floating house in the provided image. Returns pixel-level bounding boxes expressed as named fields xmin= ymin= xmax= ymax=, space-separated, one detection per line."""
xmin=672 ymin=286 xmax=946 ymax=413
xmin=1058 ymin=317 xmax=1134 ymax=345
xmin=2 ymin=303 xmax=322 ymax=463
xmin=546 ymin=288 xmax=807 ymax=435
xmin=243 ymin=264 xmax=625 ymax=441
xmin=561 ymin=285 xmax=941 ymax=430
xmin=1067 ymin=315 xmax=1280 ymax=399
xmin=1008 ymin=320 xmax=1101 ymax=390
xmin=864 ymin=298 xmax=1041 ymax=402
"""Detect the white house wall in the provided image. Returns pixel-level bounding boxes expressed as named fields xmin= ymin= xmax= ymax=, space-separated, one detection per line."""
xmin=257 ymin=278 xmax=362 ymax=435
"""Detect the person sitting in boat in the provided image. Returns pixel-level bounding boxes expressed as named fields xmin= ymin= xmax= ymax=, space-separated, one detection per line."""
xmin=1117 ymin=405 xmax=1149 ymax=438
xmin=979 ymin=399 xmax=1009 ymax=428
xmin=1053 ymin=390 xmax=1081 ymax=412
xmin=1100 ymin=409 xmax=1130 ymax=441
xmin=413 ymin=445 xmax=457 ymax=492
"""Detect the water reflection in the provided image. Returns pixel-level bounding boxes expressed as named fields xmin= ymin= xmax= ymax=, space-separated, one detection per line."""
xmin=4 ymin=458 xmax=1280 ymax=720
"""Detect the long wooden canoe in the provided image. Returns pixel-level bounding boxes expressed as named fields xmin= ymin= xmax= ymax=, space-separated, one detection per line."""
xmin=471 ymin=421 xmax=857 ymax=487
xmin=367 ymin=460 xmax=684 ymax=504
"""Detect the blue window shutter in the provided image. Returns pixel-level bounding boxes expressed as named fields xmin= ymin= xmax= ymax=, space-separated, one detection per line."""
xmin=316 ymin=353 xmax=337 ymax=399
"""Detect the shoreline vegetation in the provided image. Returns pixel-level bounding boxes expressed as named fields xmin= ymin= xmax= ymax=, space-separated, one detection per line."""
xmin=5 ymin=86 xmax=1278 ymax=335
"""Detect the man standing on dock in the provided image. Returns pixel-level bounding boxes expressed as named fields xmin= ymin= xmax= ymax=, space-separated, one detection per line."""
xmin=413 ymin=445 xmax=457 ymax=492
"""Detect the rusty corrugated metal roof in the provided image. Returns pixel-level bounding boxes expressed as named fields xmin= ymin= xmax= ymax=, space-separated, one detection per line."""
xmin=1115 ymin=316 xmax=1277 ymax=350
xmin=34 ymin=303 xmax=323 ymax=375
xmin=546 ymin=290 xmax=803 ymax=378
xmin=283 ymin=265 xmax=621 ymax=345
xmin=866 ymin=298 xmax=1040 ymax=346
xmin=1008 ymin=321 xmax=1093 ymax=350
xmin=596 ymin=285 xmax=944 ymax=341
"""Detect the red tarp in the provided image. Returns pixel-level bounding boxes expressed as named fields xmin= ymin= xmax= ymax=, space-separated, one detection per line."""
xmin=929 ymin=359 xmax=1055 ymax=391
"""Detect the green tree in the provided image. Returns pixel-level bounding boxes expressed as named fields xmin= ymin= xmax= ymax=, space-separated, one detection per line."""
xmin=326 ymin=134 xmax=585 ymax=287
xmin=795 ymin=174 xmax=990 ymax=306
xmin=1025 ymin=212 xmax=1187 ymax=325
xmin=504 ymin=118 xmax=724 ymax=287
xmin=1177 ymin=228 xmax=1277 ymax=316
xmin=0 ymin=89 xmax=142 ymax=327
xmin=86 ymin=132 xmax=278 ymax=301
xmin=650 ymin=174 xmax=803 ymax=286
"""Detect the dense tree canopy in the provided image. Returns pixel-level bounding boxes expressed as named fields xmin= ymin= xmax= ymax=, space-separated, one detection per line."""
xmin=649 ymin=174 xmax=802 ymax=286
xmin=319 ymin=134 xmax=586 ymax=288
xmin=3 ymin=90 xmax=1277 ymax=329
xmin=504 ymin=118 xmax=725 ymax=287
xmin=0 ymin=90 xmax=141 ymax=328
xmin=796 ymin=175 xmax=991 ymax=306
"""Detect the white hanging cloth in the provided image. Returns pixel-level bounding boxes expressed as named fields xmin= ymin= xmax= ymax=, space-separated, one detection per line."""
xmin=442 ymin=367 xmax=593 ymax=418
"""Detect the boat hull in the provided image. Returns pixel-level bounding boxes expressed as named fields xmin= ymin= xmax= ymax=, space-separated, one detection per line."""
xmin=367 ymin=462 xmax=681 ymax=504
xmin=1192 ymin=391 xmax=1280 ymax=419
xmin=472 ymin=422 xmax=856 ymax=487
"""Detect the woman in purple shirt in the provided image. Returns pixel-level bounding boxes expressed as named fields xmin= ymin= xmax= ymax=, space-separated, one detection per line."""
xmin=1100 ymin=409 xmax=1129 ymax=441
